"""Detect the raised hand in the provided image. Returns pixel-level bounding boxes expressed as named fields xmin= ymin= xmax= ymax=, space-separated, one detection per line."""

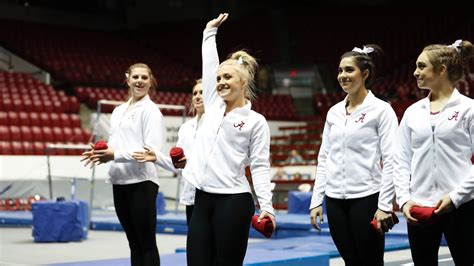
xmin=205 ymin=13 xmax=229 ymax=31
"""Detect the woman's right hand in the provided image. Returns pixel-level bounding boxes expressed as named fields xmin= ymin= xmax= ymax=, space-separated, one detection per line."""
xmin=132 ymin=146 xmax=157 ymax=163
xmin=173 ymin=157 xmax=187 ymax=169
xmin=205 ymin=13 xmax=229 ymax=31
xmin=310 ymin=206 xmax=324 ymax=231
xmin=402 ymin=200 xmax=419 ymax=224
xmin=80 ymin=143 xmax=96 ymax=168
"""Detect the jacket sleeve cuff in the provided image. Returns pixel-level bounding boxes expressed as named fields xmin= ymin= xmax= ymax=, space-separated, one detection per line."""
xmin=398 ymin=196 xmax=410 ymax=211
xmin=448 ymin=191 xmax=462 ymax=209
xmin=377 ymin=202 xmax=393 ymax=213
xmin=114 ymin=150 xmax=125 ymax=162
xmin=309 ymin=198 xmax=323 ymax=210
xmin=260 ymin=205 xmax=275 ymax=216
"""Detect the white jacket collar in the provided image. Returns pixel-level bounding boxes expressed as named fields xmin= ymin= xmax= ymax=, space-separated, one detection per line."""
xmin=420 ymin=88 xmax=461 ymax=110
xmin=342 ymin=90 xmax=376 ymax=111
xmin=126 ymin=94 xmax=151 ymax=108
xmin=219 ymin=99 xmax=252 ymax=114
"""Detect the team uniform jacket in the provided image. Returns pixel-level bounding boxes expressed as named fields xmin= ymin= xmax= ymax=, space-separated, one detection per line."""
xmin=176 ymin=116 xmax=203 ymax=205
xmin=182 ymin=27 xmax=274 ymax=215
xmin=310 ymin=91 xmax=398 ymax=212
xmin=107 ymin=95 xmax=175 ymax=185
xmin=393 ymin=89 xmax=474 ymax=209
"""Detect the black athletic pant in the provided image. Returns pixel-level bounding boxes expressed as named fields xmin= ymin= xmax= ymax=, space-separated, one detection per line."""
xmin=113 ymin=181 xmax=160 ymax=266
xmin=185 ymin=205 xmax=194 ymax=226
xmin=326 ymin=193 xmax=384 ymax=266
xmin=187 ymin=189 xmax=255 ymax=266
xmin=407 ymin=199 xmax=474 ymax=266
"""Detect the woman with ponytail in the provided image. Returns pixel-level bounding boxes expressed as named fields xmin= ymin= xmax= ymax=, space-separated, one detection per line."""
xmin=182 ymin=13 xmax=275 ymax=265
xmin=393 ymin=40 xmax=474 ymax=265
xmin=309 ymin=44 xmax=399 ymax=265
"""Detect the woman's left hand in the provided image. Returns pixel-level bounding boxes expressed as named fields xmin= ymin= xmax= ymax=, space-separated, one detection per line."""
xmin=132 ymin=146 xmax=157 ymax=163
xmin=258 ymin=210 xmax=276 ymax=229
xmin=205 ymin=13 xmax=229 ymax=31
xmin=434 ymin=195 xmax=455 ymax=215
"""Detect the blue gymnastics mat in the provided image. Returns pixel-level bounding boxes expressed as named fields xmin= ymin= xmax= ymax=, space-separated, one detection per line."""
xmin=46 ymin=234 xmax=410 ymax=266
xmin=0 ymin=210 xmax=328 ymax=239
xmin=48 ymin=248 xmax=330 ymax=266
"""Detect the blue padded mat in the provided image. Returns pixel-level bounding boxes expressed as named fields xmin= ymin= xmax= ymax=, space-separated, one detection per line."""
xmin=248 ymin=234 xmax=410 ymax=257
xmin=49 ymin=248 xmax=330 ymax=266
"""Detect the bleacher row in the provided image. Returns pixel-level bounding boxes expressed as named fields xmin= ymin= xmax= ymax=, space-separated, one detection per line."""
xmin=1 ymin=17 xmax=473 ymax=158
xmin=0 ymin=70 xmax=301 ymax=155
xmin=1 ymin=72 xmax=80 ymax=113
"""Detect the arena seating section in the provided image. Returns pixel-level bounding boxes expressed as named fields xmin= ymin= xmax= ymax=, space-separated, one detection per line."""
xmin=0 ymin=15 xmax=473 ymax=161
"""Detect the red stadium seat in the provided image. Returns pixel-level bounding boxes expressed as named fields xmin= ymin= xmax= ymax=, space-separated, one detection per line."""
xmin=31 ymin=126 xmax=43 ymax=142
xmin=59 ymin=113 xmax=71 ymax=128
xmin=0 ymin=111 xmax=7 ymax=125
xmin=41 ymin=127 xmax=54 ymax=143
xmin=62 ymin=127 xmax=73 ymax=142
xmin=29 ymin=112 xmax=41 ymax=127
xmin=22 ymin=141 xmax=35 ymax=155
xmin=33 ymin=101 xmax=44 ymax=112
xmin=33 ymin=141 xmax=46 ymax=155
xmin=52 ymin=127 xmax=64 ymax=142
xmin=2 ymin=99 xmax=13 ymax=111
xmin=39 ymin=113 xmax=51 ymax=127
xmin=23 ymin=100 xmax=33 ymax=112
xmin=11 ymin=141 xmax=24 ymax=155
xmin=7 ymin=111 xmax=19 ymax=126
xmin=0 ymin=141 xmax=12 ymax=155
xmin=20 ymin=126 xmax=33 ymax=141
xmin=50 ymin=113 xmax=60 ymax=127
xmin=18 ymin=112 xmax=30 ymax=126
xmin=72 ymin=128 xmax=85 ymax=143
xmin=9 ymin=126 xmax=21 ymax=141
xmin=43 ymin=101 xmax=54 ymax=113
xmin=0 ymin=126 xmax=10 ymax=141
xmin=70 ymin=114 xmax=82 ymax=128
xmin=12 ymin=100 xmax=23 ymax=112
xmin=69 ymin=96 xmax=80 ymax=113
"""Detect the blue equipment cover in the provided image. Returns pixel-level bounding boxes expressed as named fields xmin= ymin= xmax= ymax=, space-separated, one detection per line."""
xmin=32 ymin=200 xmax=88 ymax=242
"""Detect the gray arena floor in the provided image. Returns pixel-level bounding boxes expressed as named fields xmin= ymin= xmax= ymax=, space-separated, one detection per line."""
xmin=0 ymin=227 xmax=453 ymax=266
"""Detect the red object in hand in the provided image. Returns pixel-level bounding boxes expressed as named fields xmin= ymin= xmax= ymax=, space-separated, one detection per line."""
xmin=370 ymin=212 xmax=399 ymax=232
xmin=170 ymin=147 xmax=185 ymax=165
xmin=94 ymin=140 xmax=108 ymax=150
xmin=251 ymin=215 xmax=274 ymax=238
xmin=410 ymin=206 xmax=438 ymax=224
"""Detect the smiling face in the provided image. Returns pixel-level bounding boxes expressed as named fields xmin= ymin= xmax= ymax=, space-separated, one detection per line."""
xmin=413 ymin=51 xmax=440 ymax=90
xmin=337 ymin=56 xmax=368 ymax=94
xmin=216 ymin=65 xmax=246 ymax=102
xmin=127 ymin=67 xmax=151 ymax=101
xmin=192 ymin=83 xmax=204 ymax=114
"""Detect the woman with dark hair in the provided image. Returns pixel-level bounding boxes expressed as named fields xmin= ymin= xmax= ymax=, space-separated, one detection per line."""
xmin=310 ymin=45 xmax=398 ymax=265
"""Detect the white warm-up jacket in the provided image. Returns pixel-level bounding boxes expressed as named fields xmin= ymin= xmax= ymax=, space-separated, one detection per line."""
xmin=181 ymin=27 xmax=274 ymax=215
xmin=393 ymin=89 xmax=474 ymax=209
xmin=310 ymin=91 xmax=398 ymax=212
xmin=176 ymin=116 xmax=202 ymax=205
xmin=107 ymin=95 xmax=175 ymax=185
